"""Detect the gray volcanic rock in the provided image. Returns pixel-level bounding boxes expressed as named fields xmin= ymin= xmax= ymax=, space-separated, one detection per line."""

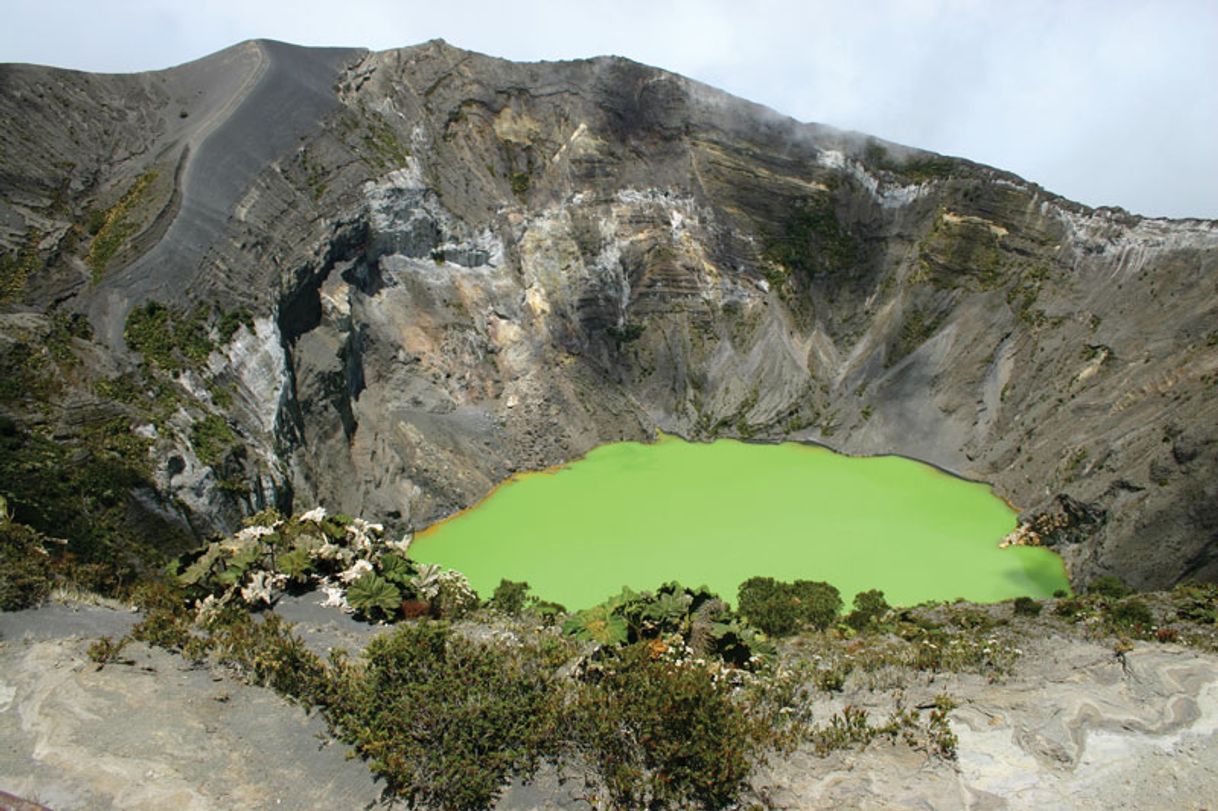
xmin=4 ymin=599 xmax=1218 ymax=810
xmin=0 ymin=605 xmax=384 ymax=810
xmin=1 ymin=39 xmax=1217 ymax=587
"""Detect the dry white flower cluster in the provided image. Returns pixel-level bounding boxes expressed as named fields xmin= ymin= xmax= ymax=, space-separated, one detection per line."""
xmin=241 ymin=570 xmax=288 ymax=606
xmin=182 ymin=505 xmax=467 ymax=621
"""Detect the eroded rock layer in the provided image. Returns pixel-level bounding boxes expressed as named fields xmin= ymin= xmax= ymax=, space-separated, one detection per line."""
xmin=2 ymin=39 xmax=1217 ymax=587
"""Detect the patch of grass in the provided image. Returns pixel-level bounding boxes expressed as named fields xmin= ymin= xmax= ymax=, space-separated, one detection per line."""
xmin=605 ymin=322 xmax=644 ymax=345
xmin=510 ymin=171 xmax=531 ymax=196
xmin=216 ymin=307 xmax=254 ymax=343
xmin=763 ymin=194 xmax=858 ymax=278
xmin=0 ymin=228 xmax=43 ymax=303
xmin=359 ymin=117 xmax=412 ymax=170
xmin=190 ymin=415 xmax=236 ymax=466
xmin=1012 ymin=596 xmax=1043 ymax=617
xmin=87 ymin=170 xmax=158 ymax=280
xmin=1006 ymin=265 xmax=1051 ymax=329
xmin=888 ymin=306 xmax=945 ymax=367
xmin=123 ymin=301 xmax=215 ymax=371
xmin=915 ymin=210 xmax=1005 ymax=291
xmin=863 ymin=141 xmax=959 ymax=182
xmin=298 ymin=149 xmax=329 ymax=202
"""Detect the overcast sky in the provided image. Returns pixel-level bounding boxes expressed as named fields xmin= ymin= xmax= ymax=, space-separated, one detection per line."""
xmin=3 ymin=0 xmax=1215 ymax=219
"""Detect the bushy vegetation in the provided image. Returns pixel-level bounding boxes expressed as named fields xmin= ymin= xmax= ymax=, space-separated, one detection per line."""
xmin=0 ymin=227 xmax=43 ymax=302
xmin=489 ymin=578 xmax=532 ymax=615
xmin=845 ymin=588 xmax=891 ymax=630
xmin=569 ymin=641 xmax=765 ymax=810
xmin=86 ymin=170 xmax=158 ymax=279
xmin=1087 ymin=575 xmax=1134 ymax=600
xmin=0 ymin=500 xmax=55 ymax=610
xmin=189 ymin=415 xmax=237 ymax=466
xmin=737 ymin=576 xmax=842 ymax=636
xmin=563 ymin=581 xmax=773 ymax=667
xmin=863 ymin=141 xmax=959 ymax=183
xmin=889 ymin=306 xmax=946 ymax=366
xmin=509 ymin=171 xmax=531 ymax=196
xmin=216 ymin=307 xmax=254 ymax=343
xmin=172 ymin=508 xmax=480 ymax=623
xmin=81 ymin=504 xmax=1218 ymax=810
xmin=1012 ymin=596 xmax=1043 ymax=617
xmin=328 ymin=622 xmax=561 ymax=809
xmin=762 ymin=194 xmax=858 ymax=279
xmin=357 ymin=114 xmax=412 ymax=170
xmin=123 ymin=301 xmax=215 ymax=371
xmin=101 ymin=512 xmax=987 ymax=807
xmin=0 ymin=414 xmax=184 ymax=596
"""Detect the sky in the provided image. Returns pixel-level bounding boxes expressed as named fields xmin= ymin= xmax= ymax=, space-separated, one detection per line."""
xmin=3 ymin=0 xmax=1215 ymax=219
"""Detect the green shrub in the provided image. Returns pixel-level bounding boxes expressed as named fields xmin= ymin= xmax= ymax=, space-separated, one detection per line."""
xmin=1107 ymin=598 xmax=1154 ymax=631
xmin=123 ymin=301 xmax=216 ymax=371
xmin=1171 ymin=581 xmax=1218 ymax=625
xmin=205 ymin=611 xmax=330 ymax=701
xmin=327 ymin=622 xmax=560 ymax=810
xmin=490 ymin=579 xmax=531 ymax=615
xmin=1013 ymin=596 xmax=1043 ymax=617
xmin=737 ymin=576 xmax=795 ymax=636
xmin=569 ymin=642 xmax=762 ymax=810
xmin=845 ymin=589 xmax=891 ymax=631
xmin=1088 ymin=575 xmax=1134 ymax=600
xmin=566 ymin=582 xmax=772 ymax=666
xmin=0 ymin=518 xmax=54 ymax=610
xmin=87 ymin=635 xmax=132 ymax=667
xmin=216 ymin=308 xmax=254 ymax=343
xmin=737 ymin=576 xmax=842 ymax=637
xmin=130 ymin=601 xmax=192 ymax=651
xmin=0 ymin=419 xmax=171 ymax=594
xmin=792 ymin=579 xmax=844 ymax=630
xmin=509 ymin=171 xmax=530 ymax=195
xmin=190 ymin=415 xmax=236 ymax=466
xmin=1054 ymin=597 xmax=1086 ymax=620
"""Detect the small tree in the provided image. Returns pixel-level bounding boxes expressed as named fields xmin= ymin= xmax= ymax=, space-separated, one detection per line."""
xmin=845 ymin=589 xmax=890 ymax=631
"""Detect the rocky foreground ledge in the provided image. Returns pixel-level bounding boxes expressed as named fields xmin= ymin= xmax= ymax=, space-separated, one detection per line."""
xmin=2 ymin=593 xmax=1217 ymax=811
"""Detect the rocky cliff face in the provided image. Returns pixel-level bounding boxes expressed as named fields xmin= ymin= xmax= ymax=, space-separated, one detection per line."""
xmin=2 ymin=39 xmax=1216 ymax=587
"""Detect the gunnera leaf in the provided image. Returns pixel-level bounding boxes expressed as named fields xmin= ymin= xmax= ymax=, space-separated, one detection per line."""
xmin=378 ymin=552 xmax=415 ymax=586
xmin=216 ymin=546 xmax=261 ymax=586
xmin=563 ymin=605 xmax=629 ymax=645
xmin=177 ymin=543 xmax=223 ymax=587
xmin=347 ymin=573 xmax=402 ymax=619
xmin=277 ymin=548 xmax=313 ymax=581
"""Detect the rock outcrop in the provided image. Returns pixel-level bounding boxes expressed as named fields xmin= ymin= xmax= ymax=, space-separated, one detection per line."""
xmin=2 ymin=39 xmax=1217 ymax=588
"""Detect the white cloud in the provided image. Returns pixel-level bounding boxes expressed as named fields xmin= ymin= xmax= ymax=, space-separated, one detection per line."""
xmin=2 ymin=0 xmax=1215 ymax=217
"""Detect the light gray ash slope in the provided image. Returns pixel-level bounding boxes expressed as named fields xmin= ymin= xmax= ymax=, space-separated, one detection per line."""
xmin=1 ymin=39 xmax=1217 ymax=588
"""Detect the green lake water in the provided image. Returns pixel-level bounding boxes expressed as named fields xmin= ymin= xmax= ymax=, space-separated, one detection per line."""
xmin=410 ymin=435 xmax=1069 ymax=610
